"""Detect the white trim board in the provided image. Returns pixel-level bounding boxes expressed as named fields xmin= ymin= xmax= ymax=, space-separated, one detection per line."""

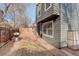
xmin=44 ymin=3 xmax=52 ymax=11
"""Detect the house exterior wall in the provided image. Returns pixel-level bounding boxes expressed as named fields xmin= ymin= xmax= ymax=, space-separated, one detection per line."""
xmin=36 ymin=3 xmax=79 ymax=48
xmin=36 ymin=3 xmax=61 ymax=48
xmin=54 ymin=17 xmax=61 ymax=48
xmin=59 ymin=3 xmax=79 ymax=49
xmin=59 ymin=4 xmax=79 ymax=32
xmin=36 ymin=3 xmax=59 ymax=23
xmin=59 ymin=4 xmax=68 ymax=48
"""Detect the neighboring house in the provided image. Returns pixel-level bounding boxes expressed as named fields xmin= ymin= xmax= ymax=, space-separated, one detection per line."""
xmin=36 ymin=3 xmax=79 ymax=49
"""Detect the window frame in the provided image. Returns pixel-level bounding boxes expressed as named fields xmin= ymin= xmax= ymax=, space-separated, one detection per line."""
xmin=44 ymin=3 xmax=52 ymax=11
xmin=42 ymin=21 xmax=54 ymax=38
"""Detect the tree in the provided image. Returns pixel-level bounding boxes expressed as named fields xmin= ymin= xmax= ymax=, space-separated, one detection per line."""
xmin=4 ymin=3 xmax=31 ymax=28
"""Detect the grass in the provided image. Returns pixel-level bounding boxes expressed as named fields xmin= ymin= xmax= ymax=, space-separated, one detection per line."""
xmin=12 ymin=40 xmax=52 ymax=56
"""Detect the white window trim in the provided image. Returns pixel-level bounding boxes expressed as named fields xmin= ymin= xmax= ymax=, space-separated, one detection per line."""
xmin=37 ymin=4 xmax=41 ymax=17
xmin=43 ymin=34 xmax=54 ymax=38
xmin=42 ymin=21 xmax=54 ymax=38
xmin=44 ymin=3 xmax=52 ymax=12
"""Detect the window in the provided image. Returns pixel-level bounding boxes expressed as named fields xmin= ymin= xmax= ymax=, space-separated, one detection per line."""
xmin=37 ymin=4 xmax=41 ymax=17
xmin=44 ymin=3 xmax=52 ymax=11
xmin=42 ymin=21 xmax=54 ymax=38
xmin=43 ymin=24 xmax=47 ymax=34
xmin=47 ymin=23 xmax=52 ymax=35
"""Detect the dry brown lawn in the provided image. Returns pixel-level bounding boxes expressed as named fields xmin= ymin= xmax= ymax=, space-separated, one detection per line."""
xmin=0 ymin=28 xmax=65 ymax=56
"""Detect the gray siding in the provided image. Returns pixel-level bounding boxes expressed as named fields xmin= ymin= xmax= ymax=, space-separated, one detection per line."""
xmin=37 ymin=3 xmax=59 ymax=22
xmin=36 ymin=3 xmax=79 ymax=48
xmin=59 ymin=4 xmax=68 ymax=48
xmin=59 ymin=3 xmax=79 ymax=48
xmin=54 ymin=17 xmax=61 ymax=48
xmin=42 ymin=17 xmax=61 ymax=48
xmin=59 ymin=3 xmax=79 ymax=31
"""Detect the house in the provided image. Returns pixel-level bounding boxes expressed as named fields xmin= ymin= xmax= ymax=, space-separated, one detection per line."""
xmin=36 ymin=3 xmax=79 ymax=49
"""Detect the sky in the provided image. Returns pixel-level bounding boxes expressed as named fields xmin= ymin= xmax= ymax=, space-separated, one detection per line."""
xmin=0 ymin=3 xmax=36 ymax=24
xmin=27 ymin=3 xmax=36 ymax=24
xmin=0 ymin=4 xmax=5 ymax=10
